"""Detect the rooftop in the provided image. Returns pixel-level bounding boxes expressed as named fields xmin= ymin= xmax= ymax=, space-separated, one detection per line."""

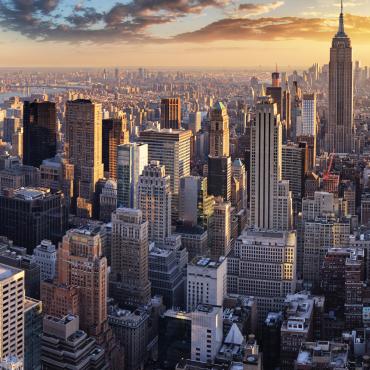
xmin=190 ymin=256 xmax=226 ymax=269
xmin=0 ymin=263 xmax=22 ymax=280
xmin=13 ymin=187 xmax=50 ymax=200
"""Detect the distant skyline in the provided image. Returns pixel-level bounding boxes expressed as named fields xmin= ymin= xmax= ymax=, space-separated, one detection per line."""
xmin=0 ymin=0 xmax=369 ymax=67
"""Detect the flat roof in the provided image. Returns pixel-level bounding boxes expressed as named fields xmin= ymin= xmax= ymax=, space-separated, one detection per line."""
xmin=0 ymin=263 xmax=22 ymax=280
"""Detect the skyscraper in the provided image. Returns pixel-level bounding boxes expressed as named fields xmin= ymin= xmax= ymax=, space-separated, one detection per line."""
xmin=250 ymin=96 xmax=282 ymax=230
xmin=110 ymin=208 xmax=151 ymax=307
xmin=23 ymin=101 xmax=57 ymax=168
xmin=161 ymin=98 xmax=181 ymax=129
xmin=138 ymin=161 xmax=172 ymax=243
xmin=0 ymin=264 xmax=25 ymax=360
xmin=57 ymin=227 xmax=108 ymax=338
xmin=102 ymin=117 xmax=129 ymax=179
xmin=0 ymin=187 xmax=67 ymax=254
xmin=65 ymin=99 xmax=104 ymax=218
xmin=327 ymin=1 xmax=353 ymax=153
xmin=117 ymin=143 xmax=148 ymax=208
xmin=139 ymin=129 xmax=191 ymax=220
xmin=300 ymin=93 xmax=317 ymax=137
xmin=209 ymin=102 xmax=230 ymax=157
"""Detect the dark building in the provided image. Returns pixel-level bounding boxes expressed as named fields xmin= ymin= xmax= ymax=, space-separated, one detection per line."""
xmin=23 ymin=101 xmax=57 ymax=168
xmin=160 ymin=98 xmax=181 ymax=129
xmin=24 ymin=298 xmax=43 ymax=370
xmin=207 ymin=156 xmax=231 ymax=202
xmin=158 ymin=310 xmax=191 ymax=369
xmin=0 ymin=241 xmax=41 ymax=299
xmin=102 ymin=117 xmax=129 ymax=179
xmin=0 ymin=187 xmax=67 ymax=254
xmin=262 ymin=312 xmax=282 ymax=370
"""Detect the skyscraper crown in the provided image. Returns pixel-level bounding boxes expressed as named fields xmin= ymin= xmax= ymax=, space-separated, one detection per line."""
xmin=336 ymin=0 xmax=347 ymax=37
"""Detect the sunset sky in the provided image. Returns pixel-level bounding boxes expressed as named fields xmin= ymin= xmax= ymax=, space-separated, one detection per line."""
xmin=0 ymin=0 xmax=370 ymax=68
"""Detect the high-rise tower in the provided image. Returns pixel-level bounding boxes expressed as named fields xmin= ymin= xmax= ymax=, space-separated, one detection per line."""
xmin=65 ymin=99 xmax=104 ymax=218
xmin=138 ymin=161 xmax=172 ymax=243
xmin=23 ymin=101 xmax=57 ymax=168
xmin=161 ymin=98 xmax=181 ymax=129
xmin=209 ymin=102 xmax=230 ymax=157
xmin=327 ymin=0 xmax=353 ymax=153
xmin=250 ymin=97 xmax=282 ymax=230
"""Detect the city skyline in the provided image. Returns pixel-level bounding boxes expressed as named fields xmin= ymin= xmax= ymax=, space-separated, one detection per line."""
xmin=0 ymin=0 xmax=369 ymax=67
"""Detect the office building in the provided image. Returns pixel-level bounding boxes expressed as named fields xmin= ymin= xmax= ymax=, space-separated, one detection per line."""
xmin=40 ymin=154 xmax=74 ymax=205
xmin=139 ymin=129 xmax=191 ymax=220
xmin=0 ymin=165 xmax=40 ymax=195
xmin=0 ymin=247 xmax=40 ymax=299
xmin=32 ymin=240 xmax=56 ymax=281
xmin=40 ymin=282 xmax=79 ymax=319
xmin=102 ymin=117 xmax=129 ymax=179
xmin=303 ymin=216 xmax=350 ymax=288
xmin=179 ymin=176 xmax=214 ymax=229
xmin=191 ymin=304 xmax=223 ymax=363
xmin=210 ymin=198 xmax=231 ymax=258
xmin=110 ymin=208 xmax=151 ymax=307
xmin=209 ymin=101 xmax=230 ymax=157
xmin=57 ymin=227 xmax=108 ymax=339
xmin=65 ymin=99 xmax=104 ymax=218
xmin=250 ymin=96 xmax=282 ymax=229
xmin=161 ymin=97 xmax=181 ymax=129
xmin=0 ymin=264 xmax=25 ymax=360
xmin=0 ymin=187 xmax=67 ymax=254
xmin=24 ymin=298 xmax=42 ymax=370
xmin=327 ymin=3 xmax=353 ymax=153
xmin=108 ymin=305 xmax=149 ymax=370
xmin=99 ymin=179 xmax=117 ymax=222
xmin=174 ymin=225 xmax=209 ymax=260
xmin=23 ymin=101 xmax=57 ymax=168
xmin=40 ymin=315 xmax=107 ymax=370
xmin=117 ymin=142 xmax=148 ymax=208
xmin=187 ymin=256 xmax=227 ymax=311
xmin=299 ymin=93 xmax=317 ymax=137
xmin=207 ymin=156 xmax=232 ymax=202
xmin=227 ymin=230 xmax=297 ymax=323
xmin=138 ymin=161 xmax=172 ymax=243
xmin=149 ymin=244 xmax=185 ymax=309
xmin=158 ymin=310 xmax=192 ymax=369
xmin=282 ymin=143 xmax=307 ymax=212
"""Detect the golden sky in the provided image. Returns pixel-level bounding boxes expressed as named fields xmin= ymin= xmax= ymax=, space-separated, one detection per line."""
xmin=0 ymin=0 xmax=369 ymax=68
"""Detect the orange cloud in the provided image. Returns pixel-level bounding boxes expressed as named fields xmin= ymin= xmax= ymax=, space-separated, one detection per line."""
xmin=173 ymin=14 xmax=370 ymax=43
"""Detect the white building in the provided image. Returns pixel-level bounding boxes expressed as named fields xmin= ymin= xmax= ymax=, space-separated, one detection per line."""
xmin=227 ymin=230 xmax=297 ymax=324
xmin=32 ymin=240 xmax=57 ymax=281
xmin=138 ymin=161 xmax=172 ymax=243
xmin=250 ymin=96 xmax=282 ymax=230
xmin=299 ymin=93 xmax=317 ymax=137
xmin=187 ymin=256 xmax=227 ymax=311
xmin=191 ymin=304 xmax=223 ymax=363
xmin=117 ymin=142 xmax=148 ymax=208
xmin=0 ymin=264 xmax=25 ymax=360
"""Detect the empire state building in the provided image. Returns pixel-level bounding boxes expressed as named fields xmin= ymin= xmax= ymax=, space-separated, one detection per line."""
xmin=327 ymin=0 xmax=353 ymax=154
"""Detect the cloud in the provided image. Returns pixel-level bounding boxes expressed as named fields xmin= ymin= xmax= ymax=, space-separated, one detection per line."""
xmin=173 ymin=14 xmax=370 ymax=43
xmin=0 ymin=0 xmax=369 ymax=46
xmin=0 ymin=0 xmax=232 ymax=43
xmin=237 ymin=1 xmax=284 ymax=16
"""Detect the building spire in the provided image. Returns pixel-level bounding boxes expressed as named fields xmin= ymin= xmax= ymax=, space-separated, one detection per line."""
xmin=338 ymin=0 xmax=345 ymax=35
